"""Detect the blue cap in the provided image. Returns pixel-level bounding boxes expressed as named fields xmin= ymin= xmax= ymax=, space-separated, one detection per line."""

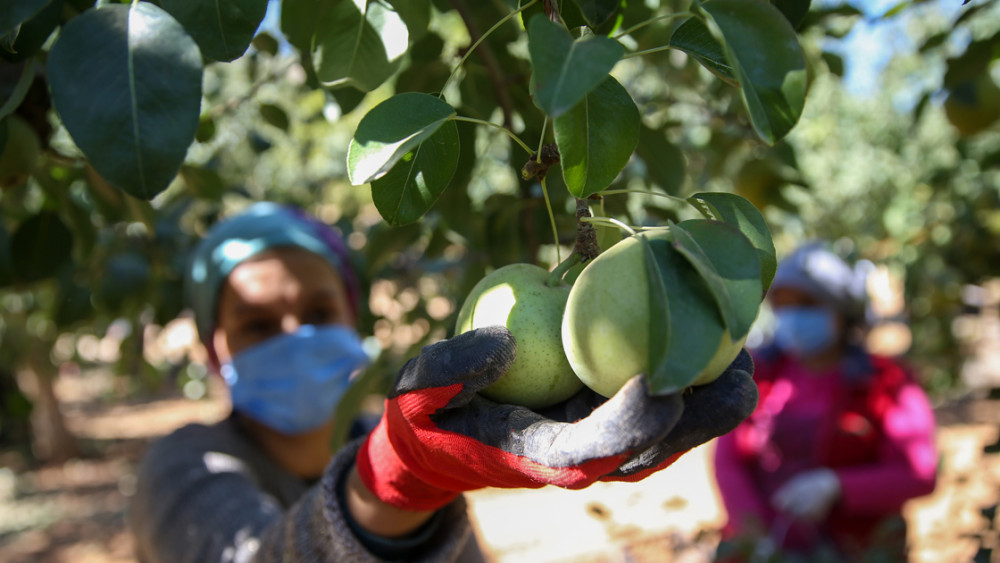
xmin=770 ymin=241 xmax=868 ymax=319
xmin=186 ymin=202 xmax=359 ymax=343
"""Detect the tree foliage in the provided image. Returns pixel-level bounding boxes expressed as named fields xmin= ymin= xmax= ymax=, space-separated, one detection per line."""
xmin=1 ymin=0 xmax=993 ymax=456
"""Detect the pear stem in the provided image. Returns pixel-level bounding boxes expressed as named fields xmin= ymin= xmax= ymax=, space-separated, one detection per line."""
xmin=546 ymin=253 xmax=581 ymax=287
xmin=581 ymin=216 xmax=637 ymax=236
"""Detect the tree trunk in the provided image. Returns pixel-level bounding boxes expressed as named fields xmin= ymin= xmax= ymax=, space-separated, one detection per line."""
xmin=17 ymin=350 xmax=79 ymax=463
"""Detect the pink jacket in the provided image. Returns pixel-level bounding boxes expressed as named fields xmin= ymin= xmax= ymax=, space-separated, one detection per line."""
xmin=713 ymin=345 xmax=938 ymax=557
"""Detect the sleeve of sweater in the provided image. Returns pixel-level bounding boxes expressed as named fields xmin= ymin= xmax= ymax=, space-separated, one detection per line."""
xmin=128 ymin=425 xmax=476 ymax=562
xmin=833 ymin=381 xmax=939 ymax=516
xmin=712 ymin=431 xmax=773 ymax=536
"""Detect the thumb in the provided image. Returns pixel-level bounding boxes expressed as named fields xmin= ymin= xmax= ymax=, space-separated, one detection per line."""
xmin=389 ymin=326 xmax=518 ymax=405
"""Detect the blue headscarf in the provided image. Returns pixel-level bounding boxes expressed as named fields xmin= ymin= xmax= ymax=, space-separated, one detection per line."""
xmin=186 ymin=202 xmax=360 ymax=345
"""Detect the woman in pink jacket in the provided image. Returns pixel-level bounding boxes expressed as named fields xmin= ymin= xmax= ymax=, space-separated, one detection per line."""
xmin=713 ymin=242 xmax=939 ymax=561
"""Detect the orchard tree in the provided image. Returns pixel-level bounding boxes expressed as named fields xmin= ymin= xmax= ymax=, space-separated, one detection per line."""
xmin=770 ymin=0 xmax=1000 ymax=393
xmin=0 ymin=0 xmax=844 ymax=460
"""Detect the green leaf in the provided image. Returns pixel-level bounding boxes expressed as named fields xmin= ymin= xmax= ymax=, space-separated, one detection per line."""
xmin=10 ymin=211 xmax=74 ymax=284
xmin=672 ymin=220 xmax=762 ymax=340
xmin=179 ymin=165 xmax=225 ymax=200
xmin=370 ymin=120 xmax=460 ymax=226
xmin=47 ymin=3 xmax=203 ymax=200
xmin=527 ymin=15 xmax=624 ymax=118
xmin=386 ymin=0 xmax=430 ymax=41
xmin=330 ymin=87 xmax=367 ymax=116
xmin=94 ymin=252 xmax=152 ymax=312
xmin=364 ymin=221 xmax=423 ymax=276
xmin=821 ymin=51 xmax=844 ymax=77
xmin=251 ymin=32 xmax=279 ymax=56
xmin=646 ymin=236 xmax=727 ymax=394
xmin=668 ymin=17 xmax=737 ymax=86
xmin=769 ymin=0 xmax=811 ymax=29
xmin=54 ymin=268 xmax=95 ymax=328
xmin=640 ymin=235 xmax=672 ymax=391
xmin=195 ymin=115 xmax=216 ymax=143
xmin=259 ymin=103 xmax=290 ymax=131
xmin=944 ymin=37 xmax=999 ymax=89
xmin=408 ymin=32 xmax=444 ymax=62
xmin=158 ymin=0 xmax=268 ymax=62
xmin=572 ymin=0 xmax=622 ymax=27
xmin=0 ymin=114 xmax=39 ymax=188
xmin=313 ymin=0 xmax=409 ymax=92
xmin=280 ymin=0 xmax=332 ymax=52
xmin=396 ymin=60 xmax=451 ymax=94
xmin=0 ymin=58 xmax=35 ymax=121
xmin=347 ymin=92 xmax=456 ymax=185
xmin=636 ymin=124 xmax=686 ymax=195
xmin=330 ymin=361 xmax=387 ymax=452
xmin=0 ymin=217 xmax=11 ymax=286
xmin=554 ymin=76 xmax=638 ymax=198
xmin=0 ymin=0 xmax=61 ymax=62
xmin=688 ymin=192 xmax=776 ymax=291
xmin=699 ymin=0 xmax=808 ymax=144
xmin=0 ymin=0 xmax=51 ymax=42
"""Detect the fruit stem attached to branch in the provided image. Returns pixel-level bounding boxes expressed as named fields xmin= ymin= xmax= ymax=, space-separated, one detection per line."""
xmin=581 ymin=216 xmax=638 ymax=236
xmin=540 ymin=176 xmax=561 ymax=263
xmin=546 ymin=253 xmax=581 ymax=287
xmin=601 ymin=189 xmax=690 ymax=206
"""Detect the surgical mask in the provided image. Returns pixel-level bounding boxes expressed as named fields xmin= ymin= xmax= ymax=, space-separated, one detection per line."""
xmin=220 ymin=324 xmax=370 ymax=434
xmin=773 ymin=306 xmax=838 ymax=358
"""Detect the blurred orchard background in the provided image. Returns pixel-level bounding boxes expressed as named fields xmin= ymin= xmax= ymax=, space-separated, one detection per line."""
xmin=1 ymin=0 xmax=1000 ymax=561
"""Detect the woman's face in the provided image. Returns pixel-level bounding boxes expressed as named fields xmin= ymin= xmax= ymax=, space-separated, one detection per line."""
xmin=768 ymin=287 xmax=846 ymax=364
xmin=212 ymin=247 xmax=355 ymax=364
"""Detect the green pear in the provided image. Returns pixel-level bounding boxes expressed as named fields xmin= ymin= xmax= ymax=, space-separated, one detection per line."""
xmin=0 ymin=115 xmax=41 ymax=189
xmin=455 ymin=263 xmax=583 ymax=408
xmin=561 ymin=230 xmax=747 ymax=398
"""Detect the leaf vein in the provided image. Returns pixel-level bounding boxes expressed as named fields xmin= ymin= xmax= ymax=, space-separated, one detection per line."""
xmin=214 ymin=0 xmax=230 ymax=56
xmin=126 ymin=4 xmax=148 ymax=197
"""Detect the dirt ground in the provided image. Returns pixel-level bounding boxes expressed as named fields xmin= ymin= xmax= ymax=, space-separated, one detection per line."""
xmin=1 ymin=369 xmax=1000 ymax=563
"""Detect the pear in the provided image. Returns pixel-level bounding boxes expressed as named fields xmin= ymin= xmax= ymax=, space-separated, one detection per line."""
xmin=455 ymin=263 xmax=583 ymax=408
xmin=562 ymin=227 xmax=753 ymax=398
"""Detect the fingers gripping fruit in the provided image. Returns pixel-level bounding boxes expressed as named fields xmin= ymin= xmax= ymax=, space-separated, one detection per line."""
xmin=454 ymin=263 xmax=584 ymax=409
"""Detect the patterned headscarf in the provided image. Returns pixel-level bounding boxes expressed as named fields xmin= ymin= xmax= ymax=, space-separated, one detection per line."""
xmin=185 ymin=202 xmax=360 ymax=346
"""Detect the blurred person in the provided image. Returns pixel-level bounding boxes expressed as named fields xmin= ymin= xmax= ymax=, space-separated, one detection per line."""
xmin=127 ymin=202 xmax=761 ymax=562
xmin=713 ymin=241 xmax=939 ymax=562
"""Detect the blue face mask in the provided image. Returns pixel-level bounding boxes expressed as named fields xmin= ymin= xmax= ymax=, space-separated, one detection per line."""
xmin=220 ymin=325 xmax=370 ymax=434
xmin=773 ymin=306 xmax=838 ymax=358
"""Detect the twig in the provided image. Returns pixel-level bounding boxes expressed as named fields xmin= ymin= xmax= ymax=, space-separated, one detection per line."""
xmin=210 ymin=59 xmax=298 ymax=120
xmin=448 ymin=0 xmax=515 ymax=129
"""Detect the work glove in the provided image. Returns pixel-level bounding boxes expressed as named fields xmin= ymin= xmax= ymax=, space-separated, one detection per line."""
xmin=771 ymin=468 xmax=841 ymax=521
xmin=356 ymin=326 xmax=758 ymax=511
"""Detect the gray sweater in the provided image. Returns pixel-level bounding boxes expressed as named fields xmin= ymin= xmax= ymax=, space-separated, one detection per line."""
xmin=128 ymin=416 xmax=479 ymax=562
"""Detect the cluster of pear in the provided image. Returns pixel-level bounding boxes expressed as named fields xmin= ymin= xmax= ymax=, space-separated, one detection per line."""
xmin=455 ymin=203 xmax=773 ymax=409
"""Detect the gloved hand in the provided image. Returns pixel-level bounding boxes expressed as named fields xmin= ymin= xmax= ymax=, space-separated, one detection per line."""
xmin=356 ymin=326 xmax=759 ymax=511
xmin=771 ymin=468 xmax=841 ymax=521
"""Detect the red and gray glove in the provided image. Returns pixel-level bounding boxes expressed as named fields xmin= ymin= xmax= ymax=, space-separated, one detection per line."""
xmin=355 ymin=326 xmax=758 ymax=511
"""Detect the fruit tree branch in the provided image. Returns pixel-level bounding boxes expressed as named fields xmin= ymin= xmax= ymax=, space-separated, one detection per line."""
xmin=575 ymin=198 xmax=601 ymax=262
